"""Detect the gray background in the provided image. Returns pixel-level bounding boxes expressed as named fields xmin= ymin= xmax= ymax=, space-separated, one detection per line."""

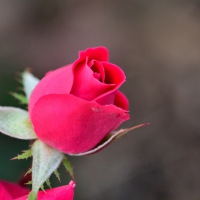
xmin=0 ymin=1 xmax=200 ymax=199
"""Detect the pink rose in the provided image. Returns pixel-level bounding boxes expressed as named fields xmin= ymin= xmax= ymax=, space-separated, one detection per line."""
xmin=0 ymin=180 xmax=75 ymax=200
xmin=29 ymin=47 xmax=130 ymax=154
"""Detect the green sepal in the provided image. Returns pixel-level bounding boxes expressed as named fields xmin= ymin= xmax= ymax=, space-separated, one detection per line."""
xmin=10 ymin=92 xmax=28 ymax=105
xmin=63 ymin=157 xmax=75 ymax=180
xmin=30 ymin=140 xmax=64 ymax=199
xmin=46 ymin=179 xmax=51 ymax=188
xmin=40 ymin=184 xmax=45 ymax=192
xmin=0 ymin=106 xmax=37 ymax=139
xmin=25 ymin=181 xmax=32 ymax=185
xmin=54 ymin=170 xmax=61 ymax=182
xmin=68 ymin=123 xmax=150 ymax=156
xmin=25 ymin=168 xmax=32 ymax=176
xmin=12 ymin=149 xmax=32 ymax=160
xmin=15 ymin=74 xmax=23 ymax=85
xmin=22 ymin=70 xmax=40 ymax=100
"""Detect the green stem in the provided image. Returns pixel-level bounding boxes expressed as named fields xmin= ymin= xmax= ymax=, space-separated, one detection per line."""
xmin=27 ymin=191 xmax=37 ymax=200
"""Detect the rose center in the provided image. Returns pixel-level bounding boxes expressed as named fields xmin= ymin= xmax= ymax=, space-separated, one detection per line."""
xmin=93 ymin=72 xmax=101 ymax=81
xmin=90 ymin=61 xmax=105 ymax=83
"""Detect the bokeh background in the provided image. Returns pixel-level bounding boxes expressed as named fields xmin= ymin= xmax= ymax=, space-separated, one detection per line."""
xmin=0 ymin=0 xmax=200 ymax=199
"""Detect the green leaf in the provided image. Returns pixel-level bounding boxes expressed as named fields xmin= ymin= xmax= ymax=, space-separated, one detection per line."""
xmin=31 ymin=140 xmax=64 ymax=199
xmin=54 ymin=170 xmax=61 ymax=182
xmin=0 ymin=106 xmax=37 ymax=139
xmin=63 ymin=157 xmax=75 ymax=180
xmin=10 ymin=92 xmax=28 ymax=105
xmin=22 ymin=70 xmax=40 ymax=100
xmin=12 ymin=149 xmax=32 ymax=160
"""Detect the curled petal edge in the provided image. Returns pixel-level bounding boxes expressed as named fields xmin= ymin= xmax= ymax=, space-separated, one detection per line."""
xmin=68 ymin=123 xmax=150 ymax=156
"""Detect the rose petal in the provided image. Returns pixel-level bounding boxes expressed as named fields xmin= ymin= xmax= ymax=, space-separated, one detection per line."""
xmin=114 ymin=90 xmax=129 ymax=111
xmin=15 ymin=181 xmax=75 ymax=200
xmin=0 ymin=182 xmax=13 ymax=200
xmin=91 ymin=60 xmax=105 ymax=82
xmin=77 ymin=46 xmax=109 ymax=64
xmin=102 ymin=62 xmax=126 ymax=85
xmin=0 ymin=180 xmax=29 ymax=199
xmin=70 ymin=59 xmax=115 ymax=101
xmin=29 ymin=65 xmax=74 ymax=115
xmin=95 ymin=62 xmax=126 ymax=105
xmin=94 ymin=91 xmax=117 ymax=106
xmin=31 ymin=94 xmax=130 ymax=154
xmin=37 ymin=181 xmax=75 ymax=200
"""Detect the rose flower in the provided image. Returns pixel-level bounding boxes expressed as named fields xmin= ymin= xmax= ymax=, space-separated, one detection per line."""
xmin=29 ymin=47 xmax=129 ymax=154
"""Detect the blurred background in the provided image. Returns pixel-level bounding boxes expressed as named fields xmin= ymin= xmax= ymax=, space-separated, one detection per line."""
xmin=0 ymin=0 xmax=200 ymax=199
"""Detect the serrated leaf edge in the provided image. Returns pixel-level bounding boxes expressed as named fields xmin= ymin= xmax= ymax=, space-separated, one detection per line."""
xmin=62 ymin=157 xmax=75 ymax=180
xmin=11 ymin=149 xmax=32 ymax=160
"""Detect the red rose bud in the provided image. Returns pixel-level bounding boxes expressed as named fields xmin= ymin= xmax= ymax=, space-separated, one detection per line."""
xmin=29 ymin=47 xmax=130 ymax=154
